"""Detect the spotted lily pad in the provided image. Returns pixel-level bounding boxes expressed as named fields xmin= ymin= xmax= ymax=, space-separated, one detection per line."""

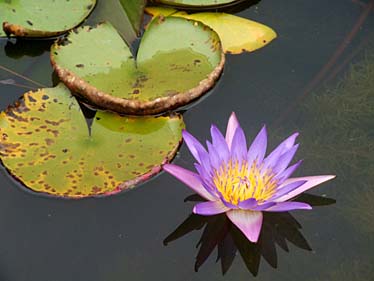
xmin=51 ymin=17 xmax=224 ymax=115
xmin=0 ymin=84 xmax=184 ymax=198
xmin=145 ymin=7 xmax=277 ymax=54
xmin=0 ymin=0 xmax=96 ymax=37
xmin=150 ymin=0 xmax=239 ymax=7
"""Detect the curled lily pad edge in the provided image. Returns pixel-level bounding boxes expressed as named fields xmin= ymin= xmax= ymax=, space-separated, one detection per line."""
xmin=50 ymin=18 xmax=225 ymax=116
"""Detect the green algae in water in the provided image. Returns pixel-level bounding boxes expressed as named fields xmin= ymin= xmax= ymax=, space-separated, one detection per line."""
xmin=302 ymin=50 xmax=374 ymax=183
xmin=300 ymin=47 xmax=374 ymax=234
xmin=343 ymin=186 xmax=374 ymax=235
xmin=310 ymin=261 xmax=374 ymax=281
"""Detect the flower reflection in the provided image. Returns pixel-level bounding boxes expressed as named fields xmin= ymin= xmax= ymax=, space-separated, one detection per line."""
xmin=164 ymin=193 xmax=335 ymax=276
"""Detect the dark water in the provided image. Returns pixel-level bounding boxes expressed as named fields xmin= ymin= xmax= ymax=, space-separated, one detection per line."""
xmin=1 ymin=0 xmax=374 ymax=280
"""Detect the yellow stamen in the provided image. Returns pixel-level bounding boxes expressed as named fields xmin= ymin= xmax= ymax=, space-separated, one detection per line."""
xmin=212 ymin=159 xmax=278 ymax=205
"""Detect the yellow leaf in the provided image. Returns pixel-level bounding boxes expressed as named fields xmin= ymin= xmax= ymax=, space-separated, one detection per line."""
xmin=145 ymin=7 xmax=277 ymax=54
xmin=175 ymin=12 xmax=277 ymax=54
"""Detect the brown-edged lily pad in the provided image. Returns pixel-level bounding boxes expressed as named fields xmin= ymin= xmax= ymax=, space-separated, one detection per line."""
xmin=50 ymin=17 xmax=224 ymax=115
xmin=0 ymin=84 xmax=184 ymax=198
xmin=0 ymin=0 xmax=96 ymax=37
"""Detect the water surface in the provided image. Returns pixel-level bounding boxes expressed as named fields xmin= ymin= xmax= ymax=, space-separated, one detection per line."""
xmin=0 ymin=0 xmax=373 ymax=280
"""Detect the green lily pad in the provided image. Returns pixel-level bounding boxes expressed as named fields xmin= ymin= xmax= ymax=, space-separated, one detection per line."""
xmin=0 ymin=84 xmax=184 ymax=198
xmin=51 ymin=17 xmax=224 ymax=115
xmin=0 ymin=0 xmax=96 ymax=37
xmin=150 ymin=0 xmax=239 ymax=8
xmin=89 ymin=0 xmax=145 ymax=44
xmin=146 ymin=7 xmax=277 ymax=54
xmin=120 ymin=0 xmax=146 ymax=35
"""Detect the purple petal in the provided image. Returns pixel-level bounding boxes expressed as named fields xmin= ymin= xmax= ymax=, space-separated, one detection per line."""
xmin=274 ymin=160 xmax=303 ymax=182
xmin=275 ymin=175 xmax=336 ymax=202
xmin=252 ymin=202 xmax=276 ymax=211
xmin=261 ymin=133 xmax=298 ymax=170
xmin=193 ymin=201 xmax=230 ymax=215
xmin=231 ymin=126 xmax=247 ymax=164
xmin=264 ymin=202 xmax=312 ymax=212
xmin=206 ymin=141 xmax=221 ymax=171
xmin=194 ymin=163 xmax=215 ymax=194
xmin=268 ymin=132 xmax=299 ymax=159
xmin=218 ymin=193 xmax=239 ymax=209
xmin=163 ymin=164 xmax=217 ymax=201
xmin=247 ymin=126 xmax=267 ymax=166
xmin=238 ymin=198 xmax=258 ymax=210
xmin=226 ymin=210 xmax=263 ymax=243
xmin=269 ymin=180 xmax=306 ymax=201
xmin=197 ymin=148 xmax=213 ymax=176
xmin=182 ymin=130 xmax=207 ymax=163
xmin=272 ymin=144 xmax=299 ymax=174
xmin=225 ymin=112 xmax=240 ymax=149
xmin=211 ymin=125 xmax=230 ymax=162
xmin=262 ymin=143 xmax=284 ymax=172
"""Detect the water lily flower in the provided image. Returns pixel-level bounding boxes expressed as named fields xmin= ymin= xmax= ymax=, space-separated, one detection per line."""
xmin=163 ymin=113 xmax=335 ymax=243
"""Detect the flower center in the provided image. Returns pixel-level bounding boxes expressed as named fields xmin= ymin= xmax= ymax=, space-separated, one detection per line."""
xmin=212 ymin=159 xmax=278 ymax=205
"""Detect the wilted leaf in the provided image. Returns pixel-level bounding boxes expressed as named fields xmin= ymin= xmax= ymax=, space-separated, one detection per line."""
xmin=51 ymin=17 xmax=224 ymax=115
xmin=0 ymin=0 xmax=96 ymax=37
xmin=0 ymin=84 xmax=184 ymax=198
xmin=151 ymin=0 xmax=240 ymax=8
xmin=145 ymin=7 xmax=277 ymax=54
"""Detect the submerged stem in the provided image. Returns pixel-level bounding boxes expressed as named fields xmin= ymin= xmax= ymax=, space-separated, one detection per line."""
xmin=0 ymin=64 xmax=46 ymax=88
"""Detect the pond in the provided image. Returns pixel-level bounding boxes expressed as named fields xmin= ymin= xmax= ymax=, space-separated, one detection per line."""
xmin=0 ymin=0 xmax=373 ymax=280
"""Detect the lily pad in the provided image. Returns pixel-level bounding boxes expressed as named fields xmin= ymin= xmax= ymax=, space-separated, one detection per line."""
xmin=0 ymin=84 xmax=184 ymax=198
xmin=145 ymin=7 xmax=277 ymax=54
xmin=150 ymin=0 xmax=240 ymax=8
xmin=0 ymin=0 xmax=96 ymax=37
xmin=50 ymin=17 xmax=224 ymax=115
xmin=120 ymin=0 xmax=146 ymax=35
xmin=90 ymin=0 xmax=145 ymax=44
